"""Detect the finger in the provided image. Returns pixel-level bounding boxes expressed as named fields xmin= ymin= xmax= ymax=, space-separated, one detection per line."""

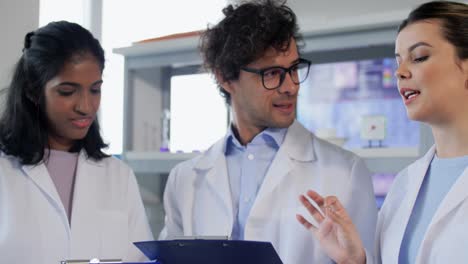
xmin=324 ymin=196 xmax=350 ymax=224
xmin=299 ymin=194 xmax=325 ymax=222
xmin=306 ymin=190 xmax=325 ymax=207
xmin=305 ymin=190 xmax=327 ymax=217
xmin=296 ymin=214 xmax=318 ymax=233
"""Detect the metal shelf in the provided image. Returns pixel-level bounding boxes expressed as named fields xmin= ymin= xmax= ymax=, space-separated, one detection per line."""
xmin=124 ymin=147 xmax=421 ymax=175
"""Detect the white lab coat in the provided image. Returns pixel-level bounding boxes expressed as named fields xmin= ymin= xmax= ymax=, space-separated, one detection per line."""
xmin=160 ymin=121 xmax=377 ymax=264
xmin=0 ymin=151 xmax=153 ymax=264
xmin=374 ymin=146 xmax=468 ymax=263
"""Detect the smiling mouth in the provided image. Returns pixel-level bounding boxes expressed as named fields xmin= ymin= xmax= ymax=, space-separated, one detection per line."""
xmin=402 ymin=90 xmax=420 ymax=100
xmin=71 ymin=118 xmax=93 ymax=128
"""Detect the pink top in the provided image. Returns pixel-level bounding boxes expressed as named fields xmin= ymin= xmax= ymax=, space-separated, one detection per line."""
xmin=45 ymin=149 xmax=79 ymax=224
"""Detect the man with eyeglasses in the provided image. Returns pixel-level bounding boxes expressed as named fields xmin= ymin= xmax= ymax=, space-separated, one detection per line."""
xmin=160 ymin=1 xmax=377 ymax=263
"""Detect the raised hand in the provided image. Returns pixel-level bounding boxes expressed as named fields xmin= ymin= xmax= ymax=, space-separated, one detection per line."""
xmin=296 ymin=190 xmax=366 ymax=264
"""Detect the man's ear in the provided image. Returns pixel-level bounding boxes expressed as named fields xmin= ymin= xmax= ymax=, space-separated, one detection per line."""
xmin=215 ymin=70 xmax=234 ymax=95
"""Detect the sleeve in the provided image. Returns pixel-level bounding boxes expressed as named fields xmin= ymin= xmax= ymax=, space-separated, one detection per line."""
xmin=368 ymin=212 xmax=384 ymax=264
xmin=347 ymin=157 xmax=378 ymax=264
xmin=158 ymin=164 xmax=184 ymax=240
xmin=124 ymin=168 xmax=154 ymax=261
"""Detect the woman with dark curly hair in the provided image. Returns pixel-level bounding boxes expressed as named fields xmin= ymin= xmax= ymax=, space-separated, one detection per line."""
xmin=160 ymin=1 xmax=377 ymax=263
xmin=0 ymin=21 xmax=153 ymax=263
xmin=298 ymin=1 xmax=468 ymax=263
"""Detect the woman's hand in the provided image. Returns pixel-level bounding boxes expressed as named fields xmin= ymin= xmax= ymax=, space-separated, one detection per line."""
xmin=296 ymin=190 xmax=366 ymax=264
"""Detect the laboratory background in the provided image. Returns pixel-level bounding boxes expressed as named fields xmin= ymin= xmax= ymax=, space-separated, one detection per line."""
xmin=1 ymin=0 xmax=450 ymax=237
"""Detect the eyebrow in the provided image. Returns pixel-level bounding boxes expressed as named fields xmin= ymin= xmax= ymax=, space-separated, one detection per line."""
xmin=270 ymin=58 xmax=301 ymax=68
xmin=291 ymin=58 xmax=301 ymax=64
xmin=395 ymin=42 xmax=433 ymax=57
xmin=56 ymin=80 xmax=103 ymax=88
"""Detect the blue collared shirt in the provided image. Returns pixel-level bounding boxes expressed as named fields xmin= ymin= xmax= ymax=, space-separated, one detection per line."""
xmin=224 ymin=126 xmax=287 ymax=240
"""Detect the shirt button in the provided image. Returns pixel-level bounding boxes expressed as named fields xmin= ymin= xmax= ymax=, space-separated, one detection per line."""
xmin=244 ymin=198 xmax=250 ymax=203
xmin=247 ymin=154 xmax=254 ymax=160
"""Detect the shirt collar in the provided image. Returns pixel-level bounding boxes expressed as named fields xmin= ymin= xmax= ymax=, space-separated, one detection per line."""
xmin=224 ymin=124 xmax=287 ymax=154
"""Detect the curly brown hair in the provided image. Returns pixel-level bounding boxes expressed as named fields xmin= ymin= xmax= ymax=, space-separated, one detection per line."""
xmin=199 ymin=0 xmax=302 ymax=105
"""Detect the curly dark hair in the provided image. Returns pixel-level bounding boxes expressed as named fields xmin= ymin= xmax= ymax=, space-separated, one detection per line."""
xmin=200 ymin=0 xmax=302 ymax=105
xmin=0 ymin=21 xmax=109 ymax=165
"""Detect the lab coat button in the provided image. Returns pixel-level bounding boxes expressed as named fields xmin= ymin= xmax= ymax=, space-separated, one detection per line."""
xmin=247 ymin=154 xmax=254 ymax=160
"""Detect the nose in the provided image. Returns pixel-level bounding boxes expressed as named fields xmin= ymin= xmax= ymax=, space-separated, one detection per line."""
xmin=394 ymin=63 xmax=411 ymax=80
xmin=75 ymin=91 xmax=92 ymax=115
xmin=277 ymin=71 xmax=299 ymax=95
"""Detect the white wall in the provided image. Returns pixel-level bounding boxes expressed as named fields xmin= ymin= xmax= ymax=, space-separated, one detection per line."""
xmin=0 ymin=0 xmax=39 ymax=90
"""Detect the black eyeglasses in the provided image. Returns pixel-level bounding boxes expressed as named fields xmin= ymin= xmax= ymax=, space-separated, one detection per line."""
xmin=241 ymin=58 xmax=311 ymax=90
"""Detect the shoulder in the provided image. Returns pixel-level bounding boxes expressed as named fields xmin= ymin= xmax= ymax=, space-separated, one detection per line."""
xmin=0 ymin=151 xmax=24 ymax=172
xmin=81 ymin=154 xmax=135 ymax=187
xmin=287 ymin=121 xmax=361 ymax=166
xmin=166 ymin=137 xmax=226 ymax=189
xmin=98 ymin=155 xmax=132 ymax=172
xmin=172 ymin=136 xmax=225 ymax=172
xmin=308 ymin=134 xmax=364 ymax=175
xmin=315 ymin=137 xmax=360 ymax=164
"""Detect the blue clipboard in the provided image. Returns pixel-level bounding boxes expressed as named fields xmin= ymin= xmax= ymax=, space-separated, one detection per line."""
xmin=133 ymin=240 xmax=283 ymax=264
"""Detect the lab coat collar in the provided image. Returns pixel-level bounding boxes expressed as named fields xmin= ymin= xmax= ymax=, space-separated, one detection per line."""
xmin=426 ymin=151 xmax=468 ymax=229
xmin=22 ymin=161 xmax=63 ymax=212
xmin=194 ymin=120 xmax=316 ymax=170
xmin=283 ymin=120 xmax=316 ymax=162
xmin=408 ymin=146 xmax=468 ymax=263
xmin=21 ymin=155 xmax=72 ymax=240
xmin=193 ymin=134 xmax=228 ymax=170
xmin=246 ymin=121 xmax=318 ymax=224
xmin=191 ymin=120 xmax=317 ymax=227
xmin=21 ymin=150 xmax=102 ymax=220
xmin=78 ymin=150 xmax=105 ymax=167
xmin=384 ymin=146 xmax=434 ymax=263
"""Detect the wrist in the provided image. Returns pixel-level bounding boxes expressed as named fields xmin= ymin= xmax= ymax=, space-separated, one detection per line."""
xmin=339 ymin=248 xmax=366 ymax=264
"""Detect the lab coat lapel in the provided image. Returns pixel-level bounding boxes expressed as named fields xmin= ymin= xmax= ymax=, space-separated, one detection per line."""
xmin=385 ymin=147 xmax=434 ymax=263
xmin=429 ymin=168 xmax=468 ymax=226
xmin=254 ymin=144 xmax=292 ymax=203
xmin=415 ymin=166 xmax=468 ymax=263
xmin=194 ymin=137 xmax=234 ymax=226
xmin=253 ymin=121 xmax=315 ymax=215
xmin=22 ymin=162 xmax=66 ymax=218
xmin=69 ymin=151 xmax=101 ymax=256
xmin=22 ymin=157 xmax=72 ymax=244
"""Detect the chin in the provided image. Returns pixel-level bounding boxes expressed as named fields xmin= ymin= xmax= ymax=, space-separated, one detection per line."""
xmin=69 ymin=131 xmax=90 ymax=141
xmin=270 ymin=117 xmax=295 ymax=129
xmin=406 ymin=107 xmax=430 ymax=123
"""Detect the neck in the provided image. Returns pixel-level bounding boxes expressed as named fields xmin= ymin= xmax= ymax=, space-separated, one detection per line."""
xmin=431 ymin=117 xmax=468 ymax=158
xmin=231 ymin=122 xmax=266 ymax=146
xmin=48 ymin=135 xmax=74 ymax=152
xmin=230 ymin=114 xmax=265 ymax=146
